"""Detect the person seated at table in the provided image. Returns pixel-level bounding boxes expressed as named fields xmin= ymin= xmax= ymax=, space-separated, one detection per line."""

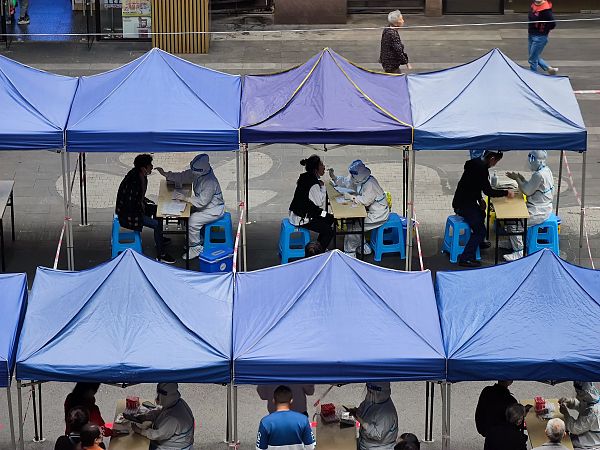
xmin=452 ymin=151 xmax=515 ymax=268
xmin=329 ymin=160 xmax=390 ymax=258
xmin=289 ymin=155 xmax=335 ymax=251
xmin=257 ymin=384 xmax=315 ymax=416
xmin=504 ymin=150 xmax=554 ymax=261
xmin=156 ymin=154 xmax=225 ymax=261
xmin=395 ymin=432 xmax=420 ymax=450
xmin=559 ymin=382 xmax=600 ymax=448
xmin=55 ymin=407 xmax=90 ymax=450
xmin=532 ymin=418 xmax=570 ymax=450
xmin=115 ymin=154 xmax=175 ymax=264
xmin=346 ymin=382 xmax=398 ymax=450
xmin=475 ymin=380 xmax=518 ymax=437
xmin=484 ymin=403 xmax=528 ymax=450
xmin=131 ymin=383 xmax=195 ymax=450
xmin=64 ymin=383 xmax=110 ymax=437
xmin=80 ymin=423 xmax=103 ymax=450
xmin=305 ymin=241 xmax=324 ymax=257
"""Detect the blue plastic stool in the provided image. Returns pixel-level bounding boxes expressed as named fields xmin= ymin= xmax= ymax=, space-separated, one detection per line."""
xmin=527 ymin=213 xmax=560 ymax=255
xmin=203 ymin=212 xmax=233 ymax=253
xmin=370 ymin=213 xmax=407 ymax=262
xmin=441 ymin=215 xmax=481 ymax=264
xmin=279 ymin=219 xmax=311 ymax=263
xmin=111 ymin=215 xmax=142 ymax=258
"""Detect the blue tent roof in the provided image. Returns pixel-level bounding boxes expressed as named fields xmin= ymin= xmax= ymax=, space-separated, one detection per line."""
xmin=0 ymin=56 xmax=78 ymax=150
xmin=16 ymin=250 xmax=233 ymax=383
xmin=66 ymin=48 xmax=241 ymax=153
xmin=408 ymin=49 xmax=587 ymax=151
xmin=233 ymin=250 xmax=445 ymax=384
xmin=240 ymin=48 xmax=413 ymax=145
xmin=0 ymin=273 xmax=27 ymax=387
xmin=437 ymin=249 xmax=600 ymax=382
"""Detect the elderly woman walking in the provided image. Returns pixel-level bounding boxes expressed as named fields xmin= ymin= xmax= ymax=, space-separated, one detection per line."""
xmin=379 ymin=10 xmax=411 ymax=73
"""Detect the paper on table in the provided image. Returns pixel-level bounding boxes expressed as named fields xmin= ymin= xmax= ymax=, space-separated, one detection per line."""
xmin=334 ymin=186 xmax=355 ymax=195
xmin=161 ymin=201 xmax=186 ymax=216
xmin=336 ymin=197 xmax=349 ymax=204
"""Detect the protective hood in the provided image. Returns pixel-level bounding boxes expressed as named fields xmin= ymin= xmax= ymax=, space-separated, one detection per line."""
xmin=190 ymin=154 xmax=211 ymax=175
xmin=528 ymin=150 xmax=548 ymax=171
xmin=575 ymin=382 xmax=600 ymax=405
xmin=365 ymin=382 xmax=392 ymax=404
xmin=157 ymin=382 xmax=181 ymax=408
xmin=350 ymin=160 xmax=371 ymax=184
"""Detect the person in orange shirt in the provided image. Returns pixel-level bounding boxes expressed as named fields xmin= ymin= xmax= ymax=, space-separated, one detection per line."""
xmin=80 ymin=423 xmax=103 ymax=450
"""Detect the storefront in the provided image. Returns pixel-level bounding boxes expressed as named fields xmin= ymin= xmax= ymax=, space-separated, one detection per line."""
xmin=74 ymin=0 xmax=152 ymax=39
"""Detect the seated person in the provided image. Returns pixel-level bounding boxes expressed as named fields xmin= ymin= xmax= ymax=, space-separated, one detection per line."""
xmin=475 ymin=380 xmax=518 ymax=437
xmin=115 ymin=154 xmax=174 ymax=264
xmin=532 ymin=418 xmax=570 ymax=450
xmin=395 ymin=432 xmax=420 ymax=450
xmin=559 ymin=382 xmax=600 ymax=448
xmin=484 ymin=403 xmax=527 ymax=450
xmin=504 ymin=150 xmax=554 ymax=261
xmin=54 ymin=407 xmax=89 ymax=450
xmin=80 ymin=423 xmax=103 ymax=450
xmin=64 ymin=383 xmax=110 ymax=437
xmin=329 ymin=160 xmax=390 ymax=258
xmin=257 ymin=384 xmax=315 ymax=416
xmin=289 ymin=155 xmax=334 ymax=251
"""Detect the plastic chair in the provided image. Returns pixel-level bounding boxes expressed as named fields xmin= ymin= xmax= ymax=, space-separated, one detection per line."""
xmin=279 ymin=219 xmax=311 ymax=263
xmin=527 ymin=213 xmax=560 ymax=255
xmin=111 ymin=215 xmax=142 ymax=258
xmin=203 ymin=212 xmax=233 ymax=253
xmin=441 ymin=215 xmax=481 ymax=264
xmin=370 ymin=213 xmax=406 ymax=262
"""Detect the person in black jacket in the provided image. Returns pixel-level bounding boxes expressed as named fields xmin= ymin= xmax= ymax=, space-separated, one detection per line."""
xmin=528 ymin=0 xmax=558 ymax=74
xmin=484 ymin=403 xmax=528 ymax=450
xmin=379 ymin=10 xmax=411 ymax=74
xmin=475 ymin=381 xmax=518 ymax=437
xmin=289 ymin=155 xmax=335 ymax=250
xmin=452 ymin=151 xmax=514 ymax=267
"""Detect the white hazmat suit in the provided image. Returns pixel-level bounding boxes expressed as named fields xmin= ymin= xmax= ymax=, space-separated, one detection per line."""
xmin=504 ymin=150 xmax=554 ymax=261
xmin=162 ymin=154 xmax=225 ymax=260
xmin=133 ymin=383 xmax=195 ymax=450
xmin=356 ymin=382 xmax=398 ymax=450
xmin=333 ymin=160 xmax=390 ymax=255
xmin=560 ymin=382 xmax=600 ymax=449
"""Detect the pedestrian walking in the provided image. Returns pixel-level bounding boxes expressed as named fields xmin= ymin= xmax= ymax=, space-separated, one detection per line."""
xmin=379 ymin=10 xmax=411 ymax=74
xmin=17 ymin=0 xmax=29 ymax=25
xmin=528 ymin=0 xmax=557 ymax=74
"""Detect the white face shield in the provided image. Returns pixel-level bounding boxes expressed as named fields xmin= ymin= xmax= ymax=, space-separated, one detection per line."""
xmin=365 ymin=382 xmax=392 ymax=404
xmin=528 ymin=150 xmax=548 ymax=172
xmin=349 ymin=161 xmax=371 ymax=184
xmin=575 ymin=382 xmax=600 ymax=405
xmin=156 ymin=383 xmax=181 ymax=408
xmin=190 ymin=154 xmax=211 ymax=175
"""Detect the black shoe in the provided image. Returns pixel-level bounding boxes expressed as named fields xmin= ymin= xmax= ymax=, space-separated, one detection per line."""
xmin=480 ymin=240 xmax=492 ymax=249
xmin=157 ymin=253 xmax=176 ymax=264
xmin=458 ymin=259 xmax=482 ymax=268
xmin=17 ymin=15 xmax=29 ymax=25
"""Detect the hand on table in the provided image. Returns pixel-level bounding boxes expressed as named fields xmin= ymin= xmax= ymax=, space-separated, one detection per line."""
xmin=506 ymin=171 xmax=519 ymax=181
xmin=506 ymin=190 xmax=516 ymax=199
xmin=343 ymin=193 xmax=357 ymax=202
xmin=173 ymin=191 xmax=188 ymax=202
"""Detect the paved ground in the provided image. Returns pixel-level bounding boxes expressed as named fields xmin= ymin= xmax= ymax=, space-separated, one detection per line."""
xmin=0 ymin=9 xmax=599 ymax=450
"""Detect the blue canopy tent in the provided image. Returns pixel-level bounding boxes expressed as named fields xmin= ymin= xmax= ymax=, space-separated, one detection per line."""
xmin=240 ymin=48 xmax=413 ymax=145
xmin=233 ymin=250 xmax=445 ymax=384
xmin=0 ymin=273 xmax=27 ymax=450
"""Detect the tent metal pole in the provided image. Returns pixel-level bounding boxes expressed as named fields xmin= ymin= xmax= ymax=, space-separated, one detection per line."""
xmin=233 ymin=384 xmax=238 ymax=444
xmin=31 ymin=383 xmax=39 ymax=442
xmin=555 ymin=150 xmax=564 ymax=216
xmin=441 ymin=382 xmax=448 ymax=450
xmin=578 ymin=152 xmax=587 ymax=265
xmin=79 ymin=154 xmax=84 ymax=226
xmin=17 ymin=381 xmax=24 ymax=450
xmin=60 ymin=150 xmax=73 ymax=270
xmin=225 ymin=383 xmax=231 ymax=443
xmin=236 ymin=148 xmax=242 ymax=271
xmin=65 ymin=151 xmax=75 ymax=269
xmin=241 ymin=145 xmax=248 ymax=271
xmin=405 ymin=147 xmax=416 ymax=271
xmin=245 ymin=146 xmax=249 ymax=223
xmin=424 ymin=381 xmax=434 ymax=442
xmin=37 ymin=383 xmax=44 ymax=441
xmin=7 ymin=386 xmax=16 ymax=450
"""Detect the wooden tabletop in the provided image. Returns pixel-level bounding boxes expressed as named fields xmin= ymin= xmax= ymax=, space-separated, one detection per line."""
xmin=491 ymin=195 xmax=529 ymax=220
xmin=156 ymin=180 xmax=191 ymax=219
xmin=315 ymin=414 xmax=357 ymax=450
xmin=326 ymin=183 xmax=367 ymax=220
xmin=0 ymin=180 xmax=14 ymax=216
xmin=108 ymin=399 xmax=151 ymax=450
xmin=521 ymin=398 xmax=574 ymax=450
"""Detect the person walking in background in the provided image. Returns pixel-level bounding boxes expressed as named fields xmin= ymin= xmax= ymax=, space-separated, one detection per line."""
xmin=528 ymin=0 xmax=557 ymax=74
xmin=379 ymin=10 xmax=411 ymax=74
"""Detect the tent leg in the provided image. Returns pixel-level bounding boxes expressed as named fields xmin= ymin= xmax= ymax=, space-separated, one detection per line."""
xmin=65 ymin=152 xmax=75 ymax=269
xmin=405 ymin=148 xmax=416 ymax=271
xmin=79 ymin=154 xmax=84 ymax=226
xmin=225 ymin=383 xmax=231 ymax=443
xmin=578 ymin=152 xmax=587 ymax=265
xmin=403 ymin=147 xmax=408 ymax=217
xmin=236 ymin=148 xmax=242 ymax=272
xmin=233 ymin=384 xmax=238 ymax=445
xmin=244 ymin=147 xmax=249 ymax=223
xmin=441 ymin=382 xmax=451 ymax=450
xmin=17 ymin=381 xmax=24 ymax=450
xmin=8 ymin=387 xmax=16 ymax=450
xmin=83 ymin=153 xmax=88 ymax=226
xmin=37 ymin=383 xmax=44 ymax=442
xmin=31 ymin=384 xmax=39 ymax=442
xmin=60 ymin=150 xmax=73 ymax=270
xmin=241 ymin=145 xmax=248 ymax=271
xmin=555 ymin=150 xmax=564 ymax=216
xmin=424 ymin=381 xmax=435 ymax=442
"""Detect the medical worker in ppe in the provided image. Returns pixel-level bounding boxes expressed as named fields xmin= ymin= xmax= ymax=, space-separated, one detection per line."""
xmin=558 ymin=382 xmax=600 ymax=449
xmin=504 ymin=150 xmax=554 ymax=261
xmin=132 ymin=383 xmax=195 ymax=450
xmin=156 ymin=154 xmax=225 ymax=260
xmin=329 ymin=160 xmax=390 ymax=257
xmin=347 ymin=382 xmax=398 ymax=450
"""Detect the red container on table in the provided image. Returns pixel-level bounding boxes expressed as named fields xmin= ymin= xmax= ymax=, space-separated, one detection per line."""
xmin=126 ymin=396 xmax=140 ymax=411
xmin=534 ymin=396 xmax=545 ymax=414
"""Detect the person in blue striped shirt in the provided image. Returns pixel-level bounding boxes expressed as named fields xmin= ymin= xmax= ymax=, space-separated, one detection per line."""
xmin=256 ymin=385 xmax=316 ymax=450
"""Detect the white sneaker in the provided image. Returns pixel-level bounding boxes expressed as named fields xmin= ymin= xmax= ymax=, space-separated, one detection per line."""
xmin=182 ymin=245 xmax=203 ymax=260
xmin=503 ymin=250 xmax=523 ymax=262
xmin=547 ymin=67 xmax=559 ymax=75
xmin=362 ymin=243 xmax=373 ymax=255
